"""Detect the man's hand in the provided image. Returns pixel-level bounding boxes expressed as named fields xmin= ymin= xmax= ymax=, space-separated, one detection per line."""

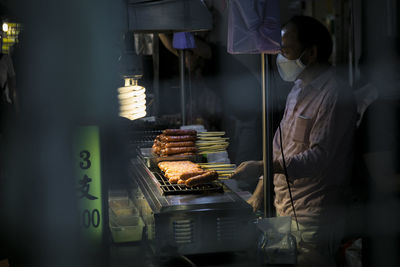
xmin=246 ymin=178 xmax=264 ymax=212
xmin=230 ymin=160 xmax=263 ymax=181
xmin=247 ymin=194 xmax=262 ymax=212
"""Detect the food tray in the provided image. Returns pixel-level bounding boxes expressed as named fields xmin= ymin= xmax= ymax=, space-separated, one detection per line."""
xmin=110 ymin=215 xmax=145 ymax=243
xmin=109 ymin=196 xmax=145 ymax=243
xmin=108 ymin=189 xmax=129 ymax=209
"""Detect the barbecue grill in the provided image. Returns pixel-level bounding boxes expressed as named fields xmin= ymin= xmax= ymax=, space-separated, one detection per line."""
xmin=129 ymin=158 xmax=257 ymax=255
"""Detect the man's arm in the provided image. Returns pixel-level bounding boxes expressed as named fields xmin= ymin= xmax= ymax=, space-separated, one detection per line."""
xmin=229 ymin=160 xmax=263 ymax=181
xmin=247 ymin=178 xmax=264 ymax=212
xmin=158 ymin=33 xmax=179 ymax=57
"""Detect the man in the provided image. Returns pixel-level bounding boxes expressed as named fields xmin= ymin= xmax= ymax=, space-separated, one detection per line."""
xmin=231 ymin=16 xmax=356 ymax=266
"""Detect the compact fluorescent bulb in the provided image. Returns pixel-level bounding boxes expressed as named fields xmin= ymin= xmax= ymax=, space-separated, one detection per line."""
xmin=118 ymin=77 xmax=146 ymax=120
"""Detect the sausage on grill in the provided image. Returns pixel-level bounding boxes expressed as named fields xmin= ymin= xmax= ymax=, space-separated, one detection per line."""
xmin=168 ymin=176 xmax=180 ymax=183
xmin=163 ymin=141 xmax=195 ymax=148
xmin=161 ymin=147 xmax=197 ymax=155
xmin=179 ymin=170 xmax=206 ymax=180
xmin=185 ymin=171 xmax=218 ymax=187
xmin=161 ymin=135 xmax=197 ymax=142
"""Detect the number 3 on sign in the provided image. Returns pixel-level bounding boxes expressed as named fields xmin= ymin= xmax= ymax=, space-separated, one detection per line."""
xmin=80 ymin=150 xmax=91 ymax=169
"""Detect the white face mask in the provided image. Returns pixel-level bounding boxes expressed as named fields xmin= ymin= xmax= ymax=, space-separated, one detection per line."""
xmin=276 ymin=52 xmax=306 ymax=82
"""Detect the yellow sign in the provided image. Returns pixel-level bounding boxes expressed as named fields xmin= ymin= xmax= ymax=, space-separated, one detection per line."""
xmin=74 ymin=126 xmax=103 ymax=245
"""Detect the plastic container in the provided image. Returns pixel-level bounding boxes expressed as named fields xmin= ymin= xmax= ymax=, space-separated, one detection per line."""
xmin=110 ymin=215 xmax=145 ymax=243
xmin=109 ymin=190 xmax=145 ymax=243
xmin=109 ymin=190 xmax=129 ymax=209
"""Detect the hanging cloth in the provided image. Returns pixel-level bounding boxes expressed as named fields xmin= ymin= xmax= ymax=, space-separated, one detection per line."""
xmin=227 ymin=0 xmax=281 ymax=54
xmin=173 ymin=32 xmax=196 ymax=49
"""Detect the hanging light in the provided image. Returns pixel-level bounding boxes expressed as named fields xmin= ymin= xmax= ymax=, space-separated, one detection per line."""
xmin=2 ymin=22 xmax=8 ymax=32
xmin=118 ymin=75 xmax=146 ymax=120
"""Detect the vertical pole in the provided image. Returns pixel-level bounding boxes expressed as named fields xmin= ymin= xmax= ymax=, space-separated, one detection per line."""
xmin=349 ymin=0 xmax=355 ymax=87
xmin=261 ymin=53 xmax=275 ymax=218
xmin=153 ymin=34 xmax=160 ymax=116
xmin=179 ymin=50 xmax=186 ymax=125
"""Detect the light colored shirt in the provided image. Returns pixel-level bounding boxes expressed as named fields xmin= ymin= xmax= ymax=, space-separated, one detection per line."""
xmin=273 ymin=68 xmax=356 ymax=225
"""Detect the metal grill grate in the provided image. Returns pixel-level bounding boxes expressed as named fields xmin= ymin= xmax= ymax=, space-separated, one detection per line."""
xmin=130 ymin=130 xmax=162 ymax=146
xmin=153 ymin=172 xmax=223 ymax=195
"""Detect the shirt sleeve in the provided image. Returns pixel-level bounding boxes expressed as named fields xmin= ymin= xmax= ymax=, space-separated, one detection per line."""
xmin=281 ymin=89 xmax=355 ymax=180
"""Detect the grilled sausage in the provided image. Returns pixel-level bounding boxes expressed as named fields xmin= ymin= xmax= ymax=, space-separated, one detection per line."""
xmin=161 ymin=147 xmax=197 ymax=155
xmin=155 ymin=140 xmax=162 ymax=146
xmin=179 ymin=170 xmax=206 ymax=180
xmin=185 ymin=171 xmax=218 ymax=187
xmin=163 ymin=129 xmax=197 ymax=136
xmin=169 ymin=176 xmax=180 ymax=183
xmin=177 ymin=179 xmax=186 ymax=185
xmin=152 ymin=144 xmax=161 ymax=154
xmin=164 ymin=141 xmax=195 ymax=148
xmin=159 ymin=152 xmax=196 ymax=157
xmin=162 ymin=135 xmax=197 ymax=142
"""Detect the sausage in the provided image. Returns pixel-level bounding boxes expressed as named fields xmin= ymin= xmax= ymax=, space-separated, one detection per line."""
xmin=162 ymin=135 xmax=197 ymax=142
xmin=163 ymin=129 xmax=197 ymax=136
xmin=177 ymin=179 xmax=186 ymax=185
xmin=164 ymin=141 xmax=195 ymax=148
xmin=161 ymin=147 xmax=197 ymax=155
xmin=179 ymin=170 xmax=206 ymax=180
xmin=169 ymin=176 xmax=180 ymax=183
xmin=159 ymin=152 xmax=196 ymax=157
xmin=185 ymin=171 xmax=218 ymax=187
xmin=152 ymin=144 xmax=161 ymax=154
xmin=155 ymin=139 xmax=162 ymax=146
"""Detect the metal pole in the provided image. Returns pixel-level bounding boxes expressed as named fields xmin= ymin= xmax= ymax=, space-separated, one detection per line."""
xmin=179 ymin=50 xmax=186 ymax=125
xmin=153 ymin=34 xmax=160 ymax=116
xmin=261 ymin=53 xmax=275 ymax=218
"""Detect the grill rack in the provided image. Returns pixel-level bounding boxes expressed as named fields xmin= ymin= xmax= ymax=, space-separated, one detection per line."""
xmin=129 ymin=130 xmax=162 ymax=145
xmin=152 ymin=171 xmax=224 ymax=195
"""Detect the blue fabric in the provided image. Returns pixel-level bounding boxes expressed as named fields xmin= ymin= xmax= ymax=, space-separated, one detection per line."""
xmin=173 ymin=32 xmax=196 ymax=49
xmin=228 ymin=0 xmax=281 ymax=54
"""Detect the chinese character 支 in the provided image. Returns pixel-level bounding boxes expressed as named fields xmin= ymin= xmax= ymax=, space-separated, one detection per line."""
xmin=78 ymin=174 xmax=98 ymax=200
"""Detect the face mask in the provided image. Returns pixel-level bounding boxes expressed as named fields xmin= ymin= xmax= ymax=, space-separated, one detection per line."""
xmin=276 ymin=52 xmax=306 ymax=82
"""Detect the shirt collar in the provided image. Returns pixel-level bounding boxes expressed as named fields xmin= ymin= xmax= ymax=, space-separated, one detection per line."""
xmin=295 ymin=67 xmax=333 ymax=91
xmin=309 ymin=67 xmax=333 ymax=90
xmin=293 ymin=79 xmax=304 ymax=90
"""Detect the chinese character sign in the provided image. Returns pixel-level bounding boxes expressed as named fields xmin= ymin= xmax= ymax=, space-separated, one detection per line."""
xmin=74 ymin=126 xmax=103 ymax=245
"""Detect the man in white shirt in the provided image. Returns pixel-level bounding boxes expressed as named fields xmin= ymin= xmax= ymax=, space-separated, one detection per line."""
xmin=231 ymin=16 xmax=356 ymax=266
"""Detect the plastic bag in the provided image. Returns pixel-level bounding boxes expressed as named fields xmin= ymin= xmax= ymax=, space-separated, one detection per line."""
xmin=227 ymin=0 xmax=281 ymax=54
xmin=345 ymin=238 xmax=362 ymax=267
xmin=256 ymin=216 xmax=297 ymax=265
